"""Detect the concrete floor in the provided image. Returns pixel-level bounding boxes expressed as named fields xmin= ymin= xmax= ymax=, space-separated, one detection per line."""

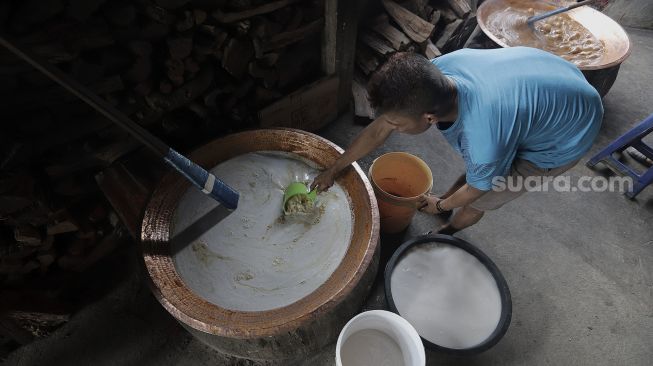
xmin=6 ymin=27 xmax=653 ymax=366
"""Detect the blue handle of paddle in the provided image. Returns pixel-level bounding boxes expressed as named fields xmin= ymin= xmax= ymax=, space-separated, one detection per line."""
xmin=163 ymin=148 xmax=239 ymax=210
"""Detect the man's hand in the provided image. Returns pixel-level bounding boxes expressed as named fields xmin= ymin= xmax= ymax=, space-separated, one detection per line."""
xmin=311 ymin=168 xmax=336 ymax=193
xmin=417 ymin=193 xmax=446 ymax=214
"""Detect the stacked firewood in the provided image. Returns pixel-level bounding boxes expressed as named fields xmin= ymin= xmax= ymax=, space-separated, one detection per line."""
xmin=0 ymin=0 xmax=326 ymax=144
xmin=0 ymin=0 xmax=325 ymax=347
xmin=0 ymin=0 xmax=326 ymax=272
xmin=353 ymin=0 xmax=479 ymax=119
xmin=0 ymin=171 xmax=123 ymax=279
xmin=0 ymin=168 xmax=129 ymax=345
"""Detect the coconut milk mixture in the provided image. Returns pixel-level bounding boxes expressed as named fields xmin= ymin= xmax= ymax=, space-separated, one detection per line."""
xmin=340 ymin=329 xmax=405 ymax=366
xmin=172 ymin=151 xmax=352 ymax=311
xmin=390 ymin=243 xmax=502 ymax=349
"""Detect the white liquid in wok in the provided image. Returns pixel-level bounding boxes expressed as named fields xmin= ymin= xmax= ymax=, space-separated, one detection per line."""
xmin=340 ymin=329 xmax=405 ymax=366
xmin=390 ymin=243 xmax=502 ymax=349
xmin=172 ymin=151 xmax=352 ymax=311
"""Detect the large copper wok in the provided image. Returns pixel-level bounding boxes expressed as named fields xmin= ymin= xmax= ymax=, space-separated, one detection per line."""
xmin=477 ymin=0 xmax=631 ymax=71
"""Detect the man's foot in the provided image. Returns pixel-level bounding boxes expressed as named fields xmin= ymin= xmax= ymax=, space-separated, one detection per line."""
xmin=437 ymin=224 xmax=460 ymax=236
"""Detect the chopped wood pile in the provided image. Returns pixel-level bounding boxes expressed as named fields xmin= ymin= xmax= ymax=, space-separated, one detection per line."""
xmin=353 ymin=0 xmax=479 ymax=119
xmin=0 ymin=0 xmax=326 ymax=348
xmin=0 ymin=0 xmax=326 ymax=147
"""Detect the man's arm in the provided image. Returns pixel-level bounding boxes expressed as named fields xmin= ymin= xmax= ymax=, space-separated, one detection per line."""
xmin=439 ymin=184 xmax=486 ymax=210
xmin=311 ymin=117 xmax=394 ymax=192
xmin=418 ymin=182 xmax=486 ymax=214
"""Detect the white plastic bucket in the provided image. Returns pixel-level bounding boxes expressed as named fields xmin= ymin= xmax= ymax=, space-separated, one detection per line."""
xmin=336 ymin=310 xmax=425 ymax=366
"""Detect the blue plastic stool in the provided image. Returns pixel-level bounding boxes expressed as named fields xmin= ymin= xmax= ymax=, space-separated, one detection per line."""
xmin=587 ymin=113 xmax=653 ymax=198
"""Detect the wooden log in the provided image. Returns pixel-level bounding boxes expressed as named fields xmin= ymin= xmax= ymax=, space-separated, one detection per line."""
xmin=184 ymin=57 xmax=200 ymax=74
xmin=1 ymin=244 xmax=37 ymax=261
xmin=14 ymin=225 xmax=42 ymax=246
xmin=37 ymin=249 xmax=56 ymax=273
xmin=260 ymin=53 xmax=280 ymax=67
xmin=61 ymin=229 xmax=127 ymax=272
xmin=8 ymin=311 xmax=69 ymax=324
xmin=355 ymin=45 xmax=380 ymax=76
xmin=222 ymin=79 xmax=254 ymax=111
xmin=39 ymin=235 xmax=54 ymax=252
xmin=46 ymin=212 xmax=79 ymax=235
xmin=406 ymin=0 xmax=429 ymax=19
xmin=372 ymin=18 xmax=411 ymax=51
xmin=93 ymin=138 xmax=140 ymax=165
xmin=194 ymin=29 xmax=228 ymax=58
xmin=176 ymin=10 xmax=195 ymax=32
xmin=66 ymin=238 xmax=86 ymax=256
xmin=424 ymin=39 xmax=442 ymax=59
xmin=436 ymin=18 xmax=463 ymax=49
xmin=203 ymin=82 xmax=236 ymax=109
xmin=146 ymin=66 xmax=214 ymax=113
xmin=47 ymin=221 xmax=78 ymax=236
xmin=160 ymin=80 xmax=173 ymax=94
xmin=140 ymin=21 xmax=172 ymax=41
xmin=165 ymin=58 xmax=185 ymax=86
xmin=21 ymin=260 xmax=40 ymax=274
xmin=193 ymin=9 xmax=207 ymax=25
xmin=43 ymin=136 xmax=139 ymax=179
xmin=442 ymin=15 xmax=478 ymax=53
xmin=254 ymin=87 xmax=282 ymax=108
xmin=0 ymin=315 xmax=34 ymax=345
xmin=144 ymin=4 xmax=177 ymax=25
xmin=381 ymin=0 xmax=435 ymax=43
xmin=27 ymin=42 xmax=78 ymax=64
xmin=445 ymin=0 xmax=472 ymax=18
xmin=222 ymin=38 xmax=254 ymax=78
xmin=212 ymin=0 xmax=302 ymax=23
xmin=259 ymin=76 xmax=339 ymax=131
xmin=235 ymin=19 xmax=251 ymax=37
xmin=167 ymin=36 xmax=193 ymax=60
xmin=434 ymin=4 xmax=459 ymax=24
xmin=285 ymin=7 xmax=304 ymax=32
xmin=429 ymin=9 xmax=441 ymax=25
xmin=89 ymin=203 xmax=108 ymax=224
xmin=261 ymin=19 xmax=324 ymax=52
xmin=352 ymin=78 xmax=373 ymax=119
xmin=96 ymin=163 xmax=153 ymax=240
xmin=0 ymin=258 xmax=24 ymax=275
xmin=359 ymin=31 xmax=395 ymax=56
xmin=125 ymin=56 xmax=152 ymax=83
xmin=248 ymin=62 xmax=278 ymax=88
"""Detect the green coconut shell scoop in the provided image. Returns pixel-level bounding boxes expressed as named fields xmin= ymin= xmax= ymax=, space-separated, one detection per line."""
xmin=283 ymin=182 xmax=318 ymax=215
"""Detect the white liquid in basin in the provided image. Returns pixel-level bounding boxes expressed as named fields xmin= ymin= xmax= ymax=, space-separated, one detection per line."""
xmin=390 ymin=243 xmax=502 ymax=349
xmin=340 ymin=329 xmax=405 ymax=366
xmin=172 ymin=152 xmax=352 ymax=311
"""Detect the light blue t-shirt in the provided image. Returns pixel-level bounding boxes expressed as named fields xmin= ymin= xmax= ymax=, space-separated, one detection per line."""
xmin=431 ymin=47 xmax=603 ymax=191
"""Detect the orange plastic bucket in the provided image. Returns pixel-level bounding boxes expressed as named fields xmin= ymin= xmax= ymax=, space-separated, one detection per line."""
xmin=368 ymin=152 xmax=433 ymax=233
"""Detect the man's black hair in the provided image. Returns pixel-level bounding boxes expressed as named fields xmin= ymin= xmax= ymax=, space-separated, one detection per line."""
xmin=367 ymin=52 xmax=456 ymax=119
